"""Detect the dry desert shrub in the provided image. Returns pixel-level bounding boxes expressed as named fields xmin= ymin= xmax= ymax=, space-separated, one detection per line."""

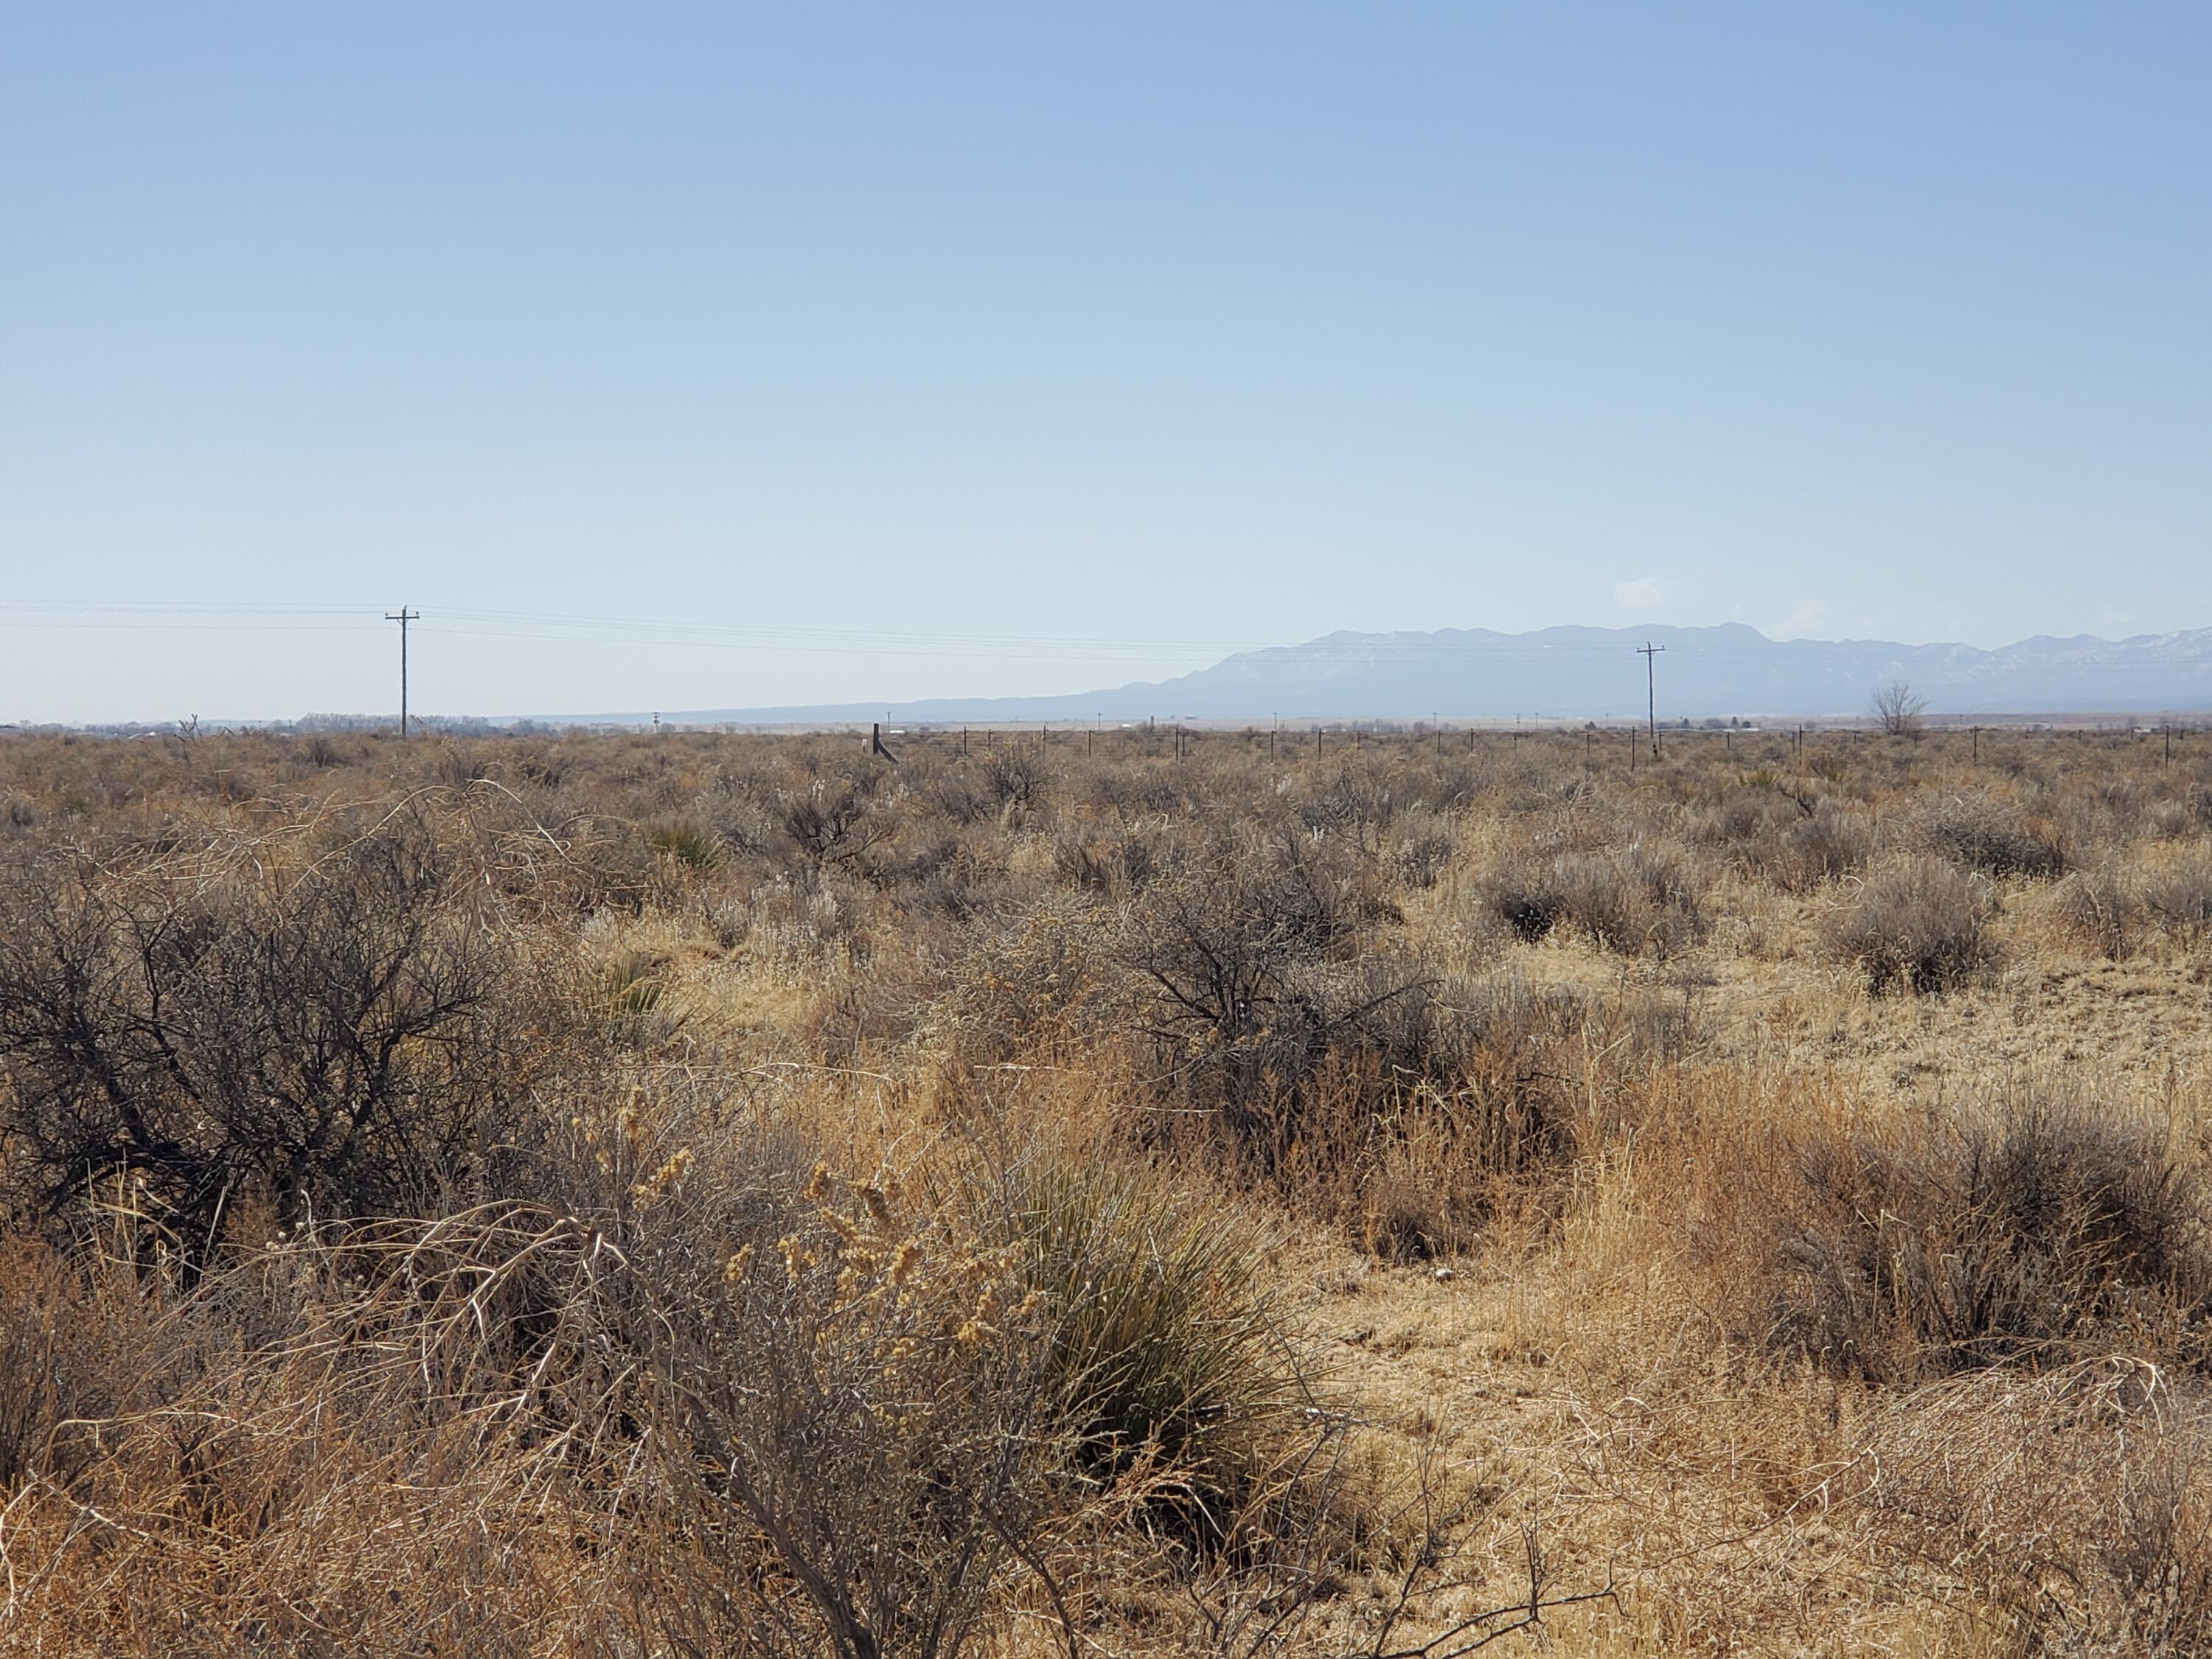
xmin=0 ymin=813 xmax=563 ymax=1251
xmin=0 ymin=1106 xmax=1349 ymax=1659
xmin=1759 ymin=796 xmax=1877 ymax=891
xmin=1851 ymin=1358 xmax=2212 ymax=1653
xmin=1767 ymin=1090 xmax=2210 ymax=1382
xmin=2146 ymin=848 xmax=2212 ymax=938
xmin=1919 ymin=790 xmax=2069 ymax=880
xmin=1480 ymin=841 xmax=1705 ymax=956
xmin=990 ymin=1161 xmax=1325 ymax=1553
xmin=1826 ymin=855 xmax=1999 ymax=993
xmin=8 ymin=724 xmax=2212 ymax=1655
xmin=1695 ymin=774 xmax=1874 ymax=891
xmin=2055 ymin=860 xmax=2150 ymax=959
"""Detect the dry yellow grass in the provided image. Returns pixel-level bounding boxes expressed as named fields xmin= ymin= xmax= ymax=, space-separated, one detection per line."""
xmin=1 ymin=723 xmax=2209 ymax=1655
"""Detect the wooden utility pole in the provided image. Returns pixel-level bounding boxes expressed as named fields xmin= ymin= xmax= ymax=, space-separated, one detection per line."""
xmin=385 ymin=608 xmax=419 ymax=737
xmin=1638 ymin=641 xmax=1664 ymax=759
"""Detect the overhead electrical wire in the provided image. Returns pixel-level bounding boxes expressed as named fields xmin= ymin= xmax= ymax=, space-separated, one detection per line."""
xmin=4 ymin=601 xmax=2184 ymax=670
xmin=0 ymin=599 xmax=1733 ymax=661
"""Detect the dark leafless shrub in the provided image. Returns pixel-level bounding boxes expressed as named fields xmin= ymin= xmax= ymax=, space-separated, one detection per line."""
xmin=780 ymin=780 xmax=896 ymax=875
xmin=1115 ymin=843 xmax=1385 ymax=1150
xmin=981 ymin=748 xmax=1048 ymax=813
xmin=1826 ymin=856 xmax=1997 ymax=993
xmin=0 ymin=818 xmax=547 ymax=1249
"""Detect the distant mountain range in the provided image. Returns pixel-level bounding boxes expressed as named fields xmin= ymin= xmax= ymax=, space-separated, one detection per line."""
xmin=551 ymin=623 xmax=2212 ymax=727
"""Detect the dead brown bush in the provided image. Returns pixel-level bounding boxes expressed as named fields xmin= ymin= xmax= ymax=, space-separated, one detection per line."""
xmin=1482 ymin=841 xmax=1705 ymax=956
xmin=1920 ymin=791 xmax=2068 ymax=880
xmin=1825 ymin=855 xmax=1997 ymax=993
xmin=2148 ymin=849 xmax=2212 ymax=937
xmin=1770 ymin=1091 xmax=2210 ymax=1382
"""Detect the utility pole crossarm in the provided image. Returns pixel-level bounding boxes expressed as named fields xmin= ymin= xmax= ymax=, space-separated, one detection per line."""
xmin=386 ymin=608 xmax=420 ymax=738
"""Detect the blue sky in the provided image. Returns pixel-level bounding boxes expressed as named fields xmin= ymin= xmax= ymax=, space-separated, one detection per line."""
xmin=4 ymin=4 xmax=2208 ymax=721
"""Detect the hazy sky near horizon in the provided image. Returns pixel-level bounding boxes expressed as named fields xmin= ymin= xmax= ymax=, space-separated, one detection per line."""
xmin=5 ymin=4 xmax=2209 ymax=721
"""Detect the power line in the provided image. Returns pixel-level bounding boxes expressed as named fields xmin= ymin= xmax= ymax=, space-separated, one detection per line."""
xmin=7 ymin=601 xmax=2207 ymax=674
xmin=0 ymin=602 xmax=1879 ymax=662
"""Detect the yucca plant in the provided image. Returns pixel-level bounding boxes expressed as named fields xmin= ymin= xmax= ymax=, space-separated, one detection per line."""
xmin=646 ymin=818 xmax=724 ymax=871
xmin=995 ymin=1165 xmax=1307 ymax=1545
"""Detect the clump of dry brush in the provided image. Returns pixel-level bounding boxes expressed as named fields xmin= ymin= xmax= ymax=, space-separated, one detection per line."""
xmin=0 ymin=1088 xmax=1383 ymax=1657
xmin=4 ymin=720 xmax=2212 ymax=1652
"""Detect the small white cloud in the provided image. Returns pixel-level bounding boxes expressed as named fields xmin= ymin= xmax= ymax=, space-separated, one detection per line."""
xmin=1771 ymin=599 xmax=1832 ymax=641
xmin=1613 ymin=576 xmax=1668 ymax=612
